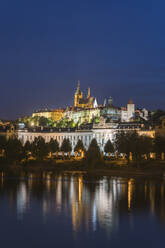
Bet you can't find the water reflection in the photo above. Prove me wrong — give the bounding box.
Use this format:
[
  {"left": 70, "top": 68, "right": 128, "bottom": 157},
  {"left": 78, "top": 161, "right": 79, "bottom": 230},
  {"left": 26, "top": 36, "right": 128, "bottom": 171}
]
[{"left": 0, "top": 173, "right": 165, "bottom": 235}]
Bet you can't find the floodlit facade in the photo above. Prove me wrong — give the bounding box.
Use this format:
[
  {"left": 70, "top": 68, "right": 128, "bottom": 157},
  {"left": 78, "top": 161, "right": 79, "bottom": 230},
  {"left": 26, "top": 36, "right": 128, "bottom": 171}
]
[
  {"left": 32, "top": 109, "right": 64, "bottom": 122},
  {"left": 31, "top": 83, "right": 150, "bottom": 126},
  {"left": 18, "top": 121, "right": 155, "bottom": 152},
  {"left": 74, "top": 81, "right": 98, "bottom": 109},
  {"left": 22, "top": 83, "right": 153, "bottom": 150}
]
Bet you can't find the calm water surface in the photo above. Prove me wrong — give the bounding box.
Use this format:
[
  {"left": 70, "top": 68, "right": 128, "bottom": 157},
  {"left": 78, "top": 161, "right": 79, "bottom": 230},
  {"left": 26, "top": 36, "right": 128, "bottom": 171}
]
[{"left": 0, "top": 172, "right": 165, "bottom": 248}]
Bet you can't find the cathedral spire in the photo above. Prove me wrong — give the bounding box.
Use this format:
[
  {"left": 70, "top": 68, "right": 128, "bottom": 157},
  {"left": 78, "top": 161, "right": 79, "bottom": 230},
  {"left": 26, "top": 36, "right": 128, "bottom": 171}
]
[
  {"left": 77, "top": 80, "right": 80, "bottom": 92},
  {"left": 75, "top": 80, "right": 81, "bottom": 95},
  {"left": 128, "top": 98, "right": 133, "bottom": 104},
  {"left": 87, "top": 87, "right": 90, "bottom": 98}
]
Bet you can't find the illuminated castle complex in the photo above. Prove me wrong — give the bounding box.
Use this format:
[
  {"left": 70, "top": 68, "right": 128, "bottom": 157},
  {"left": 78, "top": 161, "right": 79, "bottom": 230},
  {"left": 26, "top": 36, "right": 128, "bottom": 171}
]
[
  {"left": 31, "top": 82, "right": 149, "bottom": 126},
  {"left": 18, "top": 82, "right": 155, "bottom": 152},
  {"left": 74, "top": 81, "right": 98, "bottom": 109}
]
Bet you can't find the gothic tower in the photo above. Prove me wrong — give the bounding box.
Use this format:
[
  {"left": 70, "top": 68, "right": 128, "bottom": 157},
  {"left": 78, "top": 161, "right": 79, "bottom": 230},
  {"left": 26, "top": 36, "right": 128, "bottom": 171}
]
[
  {"left": 74, "top": 81, "right": 83, "bottom": 107},
  {"left": 87, "top": 87, "right": 90, "bottom": 99}
]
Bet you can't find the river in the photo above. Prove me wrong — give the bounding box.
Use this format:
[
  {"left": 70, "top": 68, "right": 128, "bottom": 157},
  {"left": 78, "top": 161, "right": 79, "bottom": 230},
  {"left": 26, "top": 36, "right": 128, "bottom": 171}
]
[{"left": 0, "top": 172, "right": 165, "bottom": 247}]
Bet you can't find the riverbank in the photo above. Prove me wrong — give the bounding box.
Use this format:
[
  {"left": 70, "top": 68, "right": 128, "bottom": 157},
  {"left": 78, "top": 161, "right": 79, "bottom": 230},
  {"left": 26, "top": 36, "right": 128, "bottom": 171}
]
[{"left": 0, "top": 159, "right": 165, "bottom": 178}]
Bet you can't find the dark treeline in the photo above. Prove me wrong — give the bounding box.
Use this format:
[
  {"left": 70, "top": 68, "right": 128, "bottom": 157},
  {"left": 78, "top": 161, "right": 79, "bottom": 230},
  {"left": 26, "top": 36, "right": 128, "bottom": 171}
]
[{"left": 0, "top": 131, "right": 165, "bottom": 166}]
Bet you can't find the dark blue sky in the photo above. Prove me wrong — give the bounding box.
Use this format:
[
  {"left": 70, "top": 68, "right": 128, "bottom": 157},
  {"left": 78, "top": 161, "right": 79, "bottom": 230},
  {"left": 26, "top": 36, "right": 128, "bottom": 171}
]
[{"left": 0, "top": 0, "right": 165, "bottom": 119}]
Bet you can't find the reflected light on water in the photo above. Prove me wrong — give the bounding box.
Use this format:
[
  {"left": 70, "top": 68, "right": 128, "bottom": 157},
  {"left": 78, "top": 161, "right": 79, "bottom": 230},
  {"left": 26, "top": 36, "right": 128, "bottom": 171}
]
[
  {"left": 17, "top": 182, "right": 29, "bottom": 220},
  {"left": 1, "top": 173, "right": 165, "bottom": 236}
]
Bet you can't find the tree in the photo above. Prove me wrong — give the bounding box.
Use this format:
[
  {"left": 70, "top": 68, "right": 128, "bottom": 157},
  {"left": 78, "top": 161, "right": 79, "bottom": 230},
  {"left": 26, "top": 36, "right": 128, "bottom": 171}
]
[
  {"left": 48, "top": 138, "right": 59, "bottom": 157},
  {"left": 74, "top": 139, "right": 85, "bottom": 158},
  {"left": 31, "top": 136, "right": 49, "bottom": 160},
  {"left": 85, "top": 138, "right": 102, "bottom": 166},
  {"left": 115, "top": 131, "right": 139, "bottom": 163},
  {"left": 68, "top": 120, "right": 76, "bottom": 128},
  {"left": 39, "top": 117, "right": 49, "bottom": 127},
  {"left": 57, "top": 118, "right": 69, "bottom": 128},
  {"left": 23, "top": 140, "right": 32, "bottom": 160},
  {"left": 115, "top": 131, "right": 153, "bottom": 163},
  {"left": 5, "top": 138, "right": 23, "bottom": 163},
  {"left": 61, "top": 138, "right": 72, "bottom": 158},
  {"left": 154, "top": 135, "right": 165, "bottom": 159},
  {"left": 0, "top": 136, "right": 7, "bottom": 156},
  {"left": 104, "top": 140, "right": 114, "bottom": 158},
  {"left": 151, "top": 109, "right": 165, "bottom": 122},
  {"left": 137, "top": 135, "right": 153, "bottom": 160}
]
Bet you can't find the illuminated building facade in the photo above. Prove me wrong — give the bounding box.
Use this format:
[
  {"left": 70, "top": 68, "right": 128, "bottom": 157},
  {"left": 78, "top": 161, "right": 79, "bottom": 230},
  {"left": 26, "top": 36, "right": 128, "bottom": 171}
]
[
  {"left": 18, "top": 122, "right": 155, "bottom": 152},
  {"left": 101, "top": 97, "right": 121, "bottom": 121},
  {"left": 74, "top": 81, "right": 98, "bottom": 109},
  {"left": 51, "top": 109, "right": 64, "bottom": 122},
  {"left": 32, "top": 109, "right": 52, "bottom": 119},
  {"left": 30, "top": 84, "right": 150, "bottom": 127},
  {"left": 121, "top": 99, "right": 135, "bottom": 122},
  {"left": 32, "top": 109, "right": 64, "bottom": 122},
  {"left": 66, "top": 108, "right": 101, "bottom": 125}
]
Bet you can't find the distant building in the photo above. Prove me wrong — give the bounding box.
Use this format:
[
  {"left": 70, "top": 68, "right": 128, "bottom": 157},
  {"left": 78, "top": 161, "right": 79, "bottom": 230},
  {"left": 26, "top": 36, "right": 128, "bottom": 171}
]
[
  {"left": 0, "top": 121, "right": 16, "bottom": 139},
  {"left": 74, "top": 81, "right": 98, "bottom": 109},
  {"left": 32, "top": 109, "right": 52, "bottom": 119},
  {"left": 101, "top": 97, "right": 121, "bottom": 121},
  {"left": 32, "top": 109, "right": 64, "bottom": 122},
  {"left": 51, "top": 109, "right": 64, "bottom": 122},
  {"left": 135, "top": 108, "right": 149, "bottom": 121},
  {"left": 121, "top": 99, "right": 135, "bottom": 122}
]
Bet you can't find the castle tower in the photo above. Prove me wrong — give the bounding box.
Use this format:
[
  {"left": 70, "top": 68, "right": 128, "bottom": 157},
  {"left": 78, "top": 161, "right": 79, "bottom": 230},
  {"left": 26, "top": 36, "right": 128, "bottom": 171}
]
[
  {"left": 76, "top": 80, "right": 80, "bottom": 94},
  {"left": 127, "top": 98, "right": 135, "bottom": 120},
  {"left": 74, "top": 81, "right": 83, "bottom": 107},
  {"left": 87, "top": 87, "right": 90, "bottom": 99},
  {"left": 108, "top": 96, "right": 113, "bottom": 106}
]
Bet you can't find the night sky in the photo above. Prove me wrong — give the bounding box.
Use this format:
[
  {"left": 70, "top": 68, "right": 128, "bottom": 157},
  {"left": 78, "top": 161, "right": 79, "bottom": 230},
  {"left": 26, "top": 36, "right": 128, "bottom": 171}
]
[{"left": 0, "top": 0, "right": 165, "bottom": 120}]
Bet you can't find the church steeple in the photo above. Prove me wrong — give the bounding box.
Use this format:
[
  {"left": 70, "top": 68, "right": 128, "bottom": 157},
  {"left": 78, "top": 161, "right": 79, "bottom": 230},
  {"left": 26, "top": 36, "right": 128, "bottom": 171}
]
[
  {"left": 76, "top": 80, "right": 80, "bottom": 94},
  {"left": 87, "top": 87, "right": 90, "bottom": 98}
]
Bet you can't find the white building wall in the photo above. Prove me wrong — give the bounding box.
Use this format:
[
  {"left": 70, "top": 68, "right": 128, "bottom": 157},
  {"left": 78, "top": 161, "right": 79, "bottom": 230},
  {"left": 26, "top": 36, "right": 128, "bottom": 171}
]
[
  {"left": 18, "top": 128, "right": 154, "bottom": 153},
  {"left": 18, "top": 129, "right": 116, "bottom": 152},
  {"left": 121, "top": 110, "right": 128, "bottom": 122},
  {"left": 127, "top": 103, "right": 135, "bottom": 120}
]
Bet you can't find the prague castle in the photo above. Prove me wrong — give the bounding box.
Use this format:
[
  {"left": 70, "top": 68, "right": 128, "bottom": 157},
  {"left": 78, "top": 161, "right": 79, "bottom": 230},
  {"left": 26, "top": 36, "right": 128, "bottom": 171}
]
[
  {"left": 18, "top": 82, "right": 153, "bottom": 152},
  {"left": 31, "top": 81, "right": 149, "bottom": 125}
]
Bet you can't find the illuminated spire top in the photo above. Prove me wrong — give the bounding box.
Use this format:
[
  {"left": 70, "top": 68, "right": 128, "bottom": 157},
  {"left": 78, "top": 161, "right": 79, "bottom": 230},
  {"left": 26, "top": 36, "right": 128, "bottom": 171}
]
[
  {"left": 77, "top": 80, "right": 80, "bottom": 89},
  {"left": 76, "top": 80, "right": 81, "bottom": 94},
  {"left": 87, "top": 87, "right": 90, "bottom": 98},
  {"left": 108, "top": 96, "right": 113, "bottom": 106},
  {"left": 128, "top": 98, "right": 133, "bottom": 104}
]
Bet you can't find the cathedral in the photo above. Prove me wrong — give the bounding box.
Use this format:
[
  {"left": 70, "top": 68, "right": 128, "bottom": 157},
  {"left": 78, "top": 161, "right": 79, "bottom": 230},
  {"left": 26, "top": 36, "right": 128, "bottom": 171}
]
[{"left": 74, "top": 81, "right": 98, "bottom": 109}]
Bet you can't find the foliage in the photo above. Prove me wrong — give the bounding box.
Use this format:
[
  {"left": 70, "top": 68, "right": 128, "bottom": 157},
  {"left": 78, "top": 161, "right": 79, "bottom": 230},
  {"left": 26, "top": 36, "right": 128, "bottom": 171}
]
[
  {"left": 0, "top": 135, "right": 7, "bottom": 152},
  {"left": 154, "top": 135, "right": 165, "bottom": 158},
  {"left": 151, "top": 109, "right": 165, "bottom": 122},
  {"left": 68, "top": 120, "right": 76, "bottom": 128},
  {"left": 48, "top": 138, "right": 59, "bottom": 154},
  {"left": 23, "top": 140, "right": 32, "bottom": 160},
  {"left": 94, "top": 116, "right": 100, "bottom": 124},
  {"left": 115, "top": 131, "right": 133, "bottom": 162},
  {"left": 5, "top": 138, "right": 23, "bottom": 162},
  {"left": 61, "top": 138, "right": 72, "bottom": 153},
  {"left": 19, "top": 116, "right": 56, "bottom": 128},
  {"left": 74, "top": 139, "right": 85, "bottom": 153},
  {"left": 115, "top": 131, "right": 153, "bottom": 162},
  {"left": 31, "top": 136, "right": 49, "bottom": 160},
  {"left": 85, "top": 138, "right": 102, "bottom": 165},
  {"left": 104, "top": 140, "right": 114, "bottom": 154},
  {"left": 38, "top": 117, "right": 49, "bottom": 127}
]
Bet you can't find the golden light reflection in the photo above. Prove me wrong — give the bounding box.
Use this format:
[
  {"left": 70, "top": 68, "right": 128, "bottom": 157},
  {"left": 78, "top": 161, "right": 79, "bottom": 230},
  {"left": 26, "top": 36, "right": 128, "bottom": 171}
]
[
  {"left": 1, "top": 173, "right": 165, "bottom": 234},
  {"left": 150, "top": 183, "right": 155, "bottom": 215},
  {"left": 128, "top": 178, "right": 134, "bottom": 210}
]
